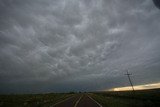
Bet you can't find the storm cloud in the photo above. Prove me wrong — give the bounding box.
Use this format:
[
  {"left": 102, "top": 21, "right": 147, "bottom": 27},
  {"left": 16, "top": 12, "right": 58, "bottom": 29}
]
[{"left": 0, "top": 0, "right": 160, "bottom": 93}]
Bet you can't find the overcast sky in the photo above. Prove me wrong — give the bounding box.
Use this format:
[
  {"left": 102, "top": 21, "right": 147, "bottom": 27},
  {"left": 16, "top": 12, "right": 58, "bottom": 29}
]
[{"left": 0, "top": 0, "right": 160, "bottom": 94}]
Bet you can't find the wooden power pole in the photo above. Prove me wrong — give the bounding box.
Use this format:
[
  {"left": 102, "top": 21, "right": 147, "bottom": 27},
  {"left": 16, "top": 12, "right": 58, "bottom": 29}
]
[{"left": 125, "top": 70, "right": 135, "bottom": 92}]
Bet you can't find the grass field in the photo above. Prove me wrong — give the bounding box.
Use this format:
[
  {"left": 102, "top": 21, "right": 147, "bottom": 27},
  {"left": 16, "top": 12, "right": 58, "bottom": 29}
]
[
  {"left": 0, "top": 89, "right": 160, "bottom": 107},
  {"left": 91, "top": 88, "right": 160, "bottom": 107},
  {"left": 0, "top": 93, "right": 73, "bottom": 107}
]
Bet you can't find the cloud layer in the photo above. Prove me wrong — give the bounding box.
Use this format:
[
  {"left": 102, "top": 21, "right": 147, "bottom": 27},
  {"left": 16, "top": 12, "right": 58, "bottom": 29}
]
[{"left": 0, "top": 0, "right": 160, "bottom": 93}]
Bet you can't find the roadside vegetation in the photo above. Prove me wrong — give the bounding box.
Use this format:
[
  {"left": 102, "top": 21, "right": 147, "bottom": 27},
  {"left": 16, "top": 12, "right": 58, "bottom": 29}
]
[
  {"left": 0, "top": 93, "right": 73, "bottom": 107},
  {"left": 1, "top": 89, "right": 160, "bottom": 107},
  {"left": 91, "top": 88, "right": 160, "bottom": 107}
]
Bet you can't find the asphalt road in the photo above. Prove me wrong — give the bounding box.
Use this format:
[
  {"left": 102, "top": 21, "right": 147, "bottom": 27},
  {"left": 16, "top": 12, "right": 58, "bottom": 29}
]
[{"left": 53, "top": 94, "right": 102, "bottom": 107}]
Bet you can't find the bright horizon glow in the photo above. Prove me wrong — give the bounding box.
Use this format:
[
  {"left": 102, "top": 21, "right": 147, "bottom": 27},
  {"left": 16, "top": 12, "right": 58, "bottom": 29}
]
[{"left": 107, "top": 82, "right": 160, "bottom": 91}]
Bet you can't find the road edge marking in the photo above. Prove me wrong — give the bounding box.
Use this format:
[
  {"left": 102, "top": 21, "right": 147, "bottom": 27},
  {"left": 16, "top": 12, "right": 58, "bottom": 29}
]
[
  {"left": 52, "top": 95, "right": 74, "bottom": 107},
  {"left": 74, "top": 95, "right": 83, "bottom": 107},
  {"left": 87, "top": 94, "right": 103, "bottom": 107}
]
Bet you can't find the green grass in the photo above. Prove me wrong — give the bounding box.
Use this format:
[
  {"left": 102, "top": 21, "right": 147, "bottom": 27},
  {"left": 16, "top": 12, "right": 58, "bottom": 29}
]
[
  {"left": 0, "top": 93, "right": 73, "bottom": 107},
  {"left": 90, "top": 89, "right": 160, "bottom": 107}
]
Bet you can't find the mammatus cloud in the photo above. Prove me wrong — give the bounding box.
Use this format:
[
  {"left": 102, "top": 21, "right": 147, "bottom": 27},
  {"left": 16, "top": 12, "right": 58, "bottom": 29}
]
[
  {"left": 0, "top": 0, "right": 160, "bottom": 93},
  {"left": 153, "top": 0, "right": 160, "bottom": 9}
]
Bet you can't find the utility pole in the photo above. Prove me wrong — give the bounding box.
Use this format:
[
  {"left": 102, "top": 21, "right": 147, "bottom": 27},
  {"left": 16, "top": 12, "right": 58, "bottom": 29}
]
[{"left": 125, "top": 70, "right": 135, "bottom": 92}]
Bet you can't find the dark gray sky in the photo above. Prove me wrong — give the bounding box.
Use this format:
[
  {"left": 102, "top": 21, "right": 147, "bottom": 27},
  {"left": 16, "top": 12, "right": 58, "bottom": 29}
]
[{"left": 0, "top": 0, "right": 160, "bottom": 94}]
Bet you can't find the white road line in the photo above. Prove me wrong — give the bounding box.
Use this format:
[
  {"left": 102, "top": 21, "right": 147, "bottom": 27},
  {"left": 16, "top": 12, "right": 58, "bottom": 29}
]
[
  {"left": 52, "top": 95, "right": 74, "bottom": 107},
  {"left": 74, "top": 95, "right": 83, "bottom": 107},
  {"left": 87, "top": 95, "right": 103, "bottom": 107}
]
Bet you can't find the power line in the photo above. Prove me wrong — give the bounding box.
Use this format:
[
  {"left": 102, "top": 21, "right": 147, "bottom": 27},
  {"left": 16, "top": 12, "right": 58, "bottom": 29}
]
[{"left": 125, "top": 70, "right": 135, "bottom": 92}]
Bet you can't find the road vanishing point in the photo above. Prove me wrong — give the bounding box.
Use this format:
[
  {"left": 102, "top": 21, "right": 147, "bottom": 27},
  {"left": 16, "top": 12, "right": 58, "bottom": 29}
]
[{"left": 52, "top": 94, "right": 102, "bottom": 107}]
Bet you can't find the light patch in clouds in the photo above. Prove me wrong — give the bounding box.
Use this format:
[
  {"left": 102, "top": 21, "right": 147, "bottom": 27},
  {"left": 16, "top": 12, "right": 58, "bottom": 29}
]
[{"left": 109, "top": 82, "right": 160, "bottom": 91}]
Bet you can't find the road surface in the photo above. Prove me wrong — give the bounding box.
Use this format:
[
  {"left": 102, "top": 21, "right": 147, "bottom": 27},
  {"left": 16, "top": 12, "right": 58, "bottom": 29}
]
[{"left": 53, "top": 94, "right": 102, "bottom": 107}]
